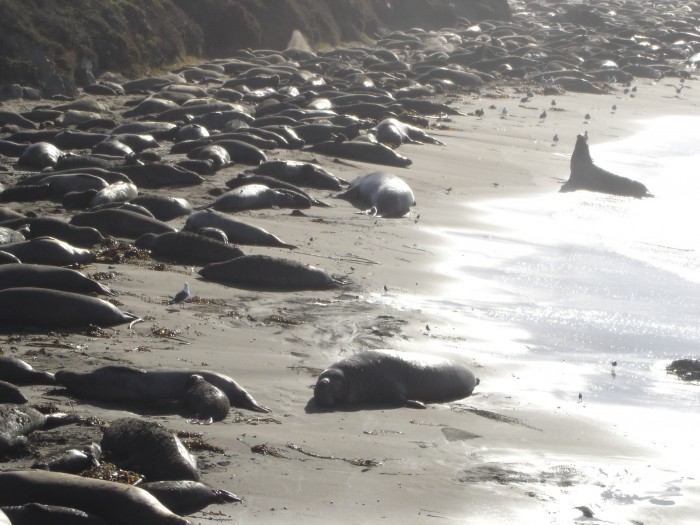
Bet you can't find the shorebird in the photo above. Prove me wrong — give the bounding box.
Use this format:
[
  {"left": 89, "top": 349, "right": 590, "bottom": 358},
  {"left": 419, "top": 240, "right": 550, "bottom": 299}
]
[{"left": 169, "top": 282, "right": 190, "bottom": 305}]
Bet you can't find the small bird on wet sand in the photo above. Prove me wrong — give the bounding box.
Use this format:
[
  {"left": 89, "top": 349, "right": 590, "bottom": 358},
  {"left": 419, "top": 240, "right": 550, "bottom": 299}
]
[{"left": 170, "top": 282, "right": 190, "bottom": 305}]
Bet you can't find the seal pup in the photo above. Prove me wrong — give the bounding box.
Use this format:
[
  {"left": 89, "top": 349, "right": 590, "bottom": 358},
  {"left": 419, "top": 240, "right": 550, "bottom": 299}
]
[
  {"left": 101, "top": 417, "right": 200, "bottom": 482},
  {"left": 334, "top": 171, "right": 415, "bottom": 217},
  {"left": 31, "top": 443, "right": 101, "bottom": 473},
  {"left": 313, "top": 350, "right": 478, "bottom": 409},
  {"left": 0, "top": 471, "right": 191, "bottom": 525},
  {"left": 135, "top": 231, "right": 244, "bottom": 265},
  {"left": 139, "top": 480, "right": 241, "bottom": 515},
  {"left": 561, "top": 134, "right": 652, "bottom": 197},
  {"left": 0, "top": 405, "right": 82, "bottom": 452}
]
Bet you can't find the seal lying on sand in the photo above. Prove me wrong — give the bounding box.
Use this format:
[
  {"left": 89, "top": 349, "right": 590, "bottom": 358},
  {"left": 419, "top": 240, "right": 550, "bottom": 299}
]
[
  {"left": 0, "top": 355, "right": 56, "bottom": 385},
  {"left": 334, "top": 171, "right": 415, "bottom": 217},
  {"left": 101, "top": 417, "right": 200, "bottom": 482},
  {"left": 0, "top": 470, "right": 191, "bottom": 525},
  {"left": 0, "top": 502, "right": 109, "bottom": 525},
  {"left": 139, "top": 480, "right": 241, "bottom": 515},
  {"left": 561, "top": 134, "right": 652, "bottom": 198},
  {"left": 56, "top": 365, "right": 267, "bottom": 415},
  {"left": 199, "top": 254, "right": 341, "bottom": 291},
  {"left": 0, "top": 288, "right": 139, "bottom": 329},
  {"left": 0, "top": 405, "right": 82, "bottom": 452},
  {"left": 0, "top": 264, "right": 114, "bottom": 296},
  {"left": 313, "top": 350, "right": 478, "bottom": 409}
]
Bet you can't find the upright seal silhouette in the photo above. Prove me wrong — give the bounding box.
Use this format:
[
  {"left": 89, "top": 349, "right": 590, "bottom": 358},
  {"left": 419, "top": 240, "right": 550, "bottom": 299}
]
[{"left": 561, "top": 134, "right": 652, "bottom": 198}]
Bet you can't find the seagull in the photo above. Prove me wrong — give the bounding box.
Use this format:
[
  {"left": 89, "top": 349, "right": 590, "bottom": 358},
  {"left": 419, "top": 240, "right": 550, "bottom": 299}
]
[{"left": 170, "top": 282, "right": 190, "bottom": 305}]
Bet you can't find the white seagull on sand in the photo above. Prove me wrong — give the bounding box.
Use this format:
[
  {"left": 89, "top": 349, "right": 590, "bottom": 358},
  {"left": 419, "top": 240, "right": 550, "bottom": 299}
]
[{"left": 170, "top": 282, "right": 190, "bottom": 305}]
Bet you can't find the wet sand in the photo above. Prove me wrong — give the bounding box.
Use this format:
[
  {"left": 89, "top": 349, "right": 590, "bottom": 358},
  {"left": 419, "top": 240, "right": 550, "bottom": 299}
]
[{"left": 2, "top": 79, "right": 699, "bottom": 524}]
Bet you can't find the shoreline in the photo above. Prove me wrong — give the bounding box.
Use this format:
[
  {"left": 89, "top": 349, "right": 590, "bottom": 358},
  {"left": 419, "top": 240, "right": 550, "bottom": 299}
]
[{"left": 1, "top": 77, "right": 699, "bottom": 524}]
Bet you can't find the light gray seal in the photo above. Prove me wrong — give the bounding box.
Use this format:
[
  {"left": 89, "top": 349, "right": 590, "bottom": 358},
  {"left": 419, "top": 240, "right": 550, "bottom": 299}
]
[
  {"left": 0, "top": 405, "right": 82, "bottom": 452},
  {"left": 313, "top": 350, "right": 478, "bottom": 409},
  {"left": 0, "top": 470, "right": 191, "bottom": 525},
  {"left": 101, "top": 417, "right": 200, "bottom": 481},
  {"left": 250, "top": 160, "right": 348, "bottom": 190},
  {"left": 561, "top": 134, "right": 652, "bottom": 198},
  {"left": 334, "top": 171, "right": 415, "bottom": 217},
  {"left": 199, "top": 254, "right": 341, "bottom": 291},
  {"left": 372, "top": 118, "right": 446, "bottom": 148},
  {"left": 210, "top": 183, "right": 312, "bottom": 212},
  {"left": 0, "top": 264, "right": 114, "bottom": 296},
  {"left": 0, "top": 288, "right": 139, "bottom": 329}
]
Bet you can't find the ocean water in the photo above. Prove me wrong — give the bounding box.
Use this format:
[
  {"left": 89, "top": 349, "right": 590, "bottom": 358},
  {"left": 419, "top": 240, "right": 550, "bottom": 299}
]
[{"left": 385, "top": 116, "right": 700, "bottom": 521}]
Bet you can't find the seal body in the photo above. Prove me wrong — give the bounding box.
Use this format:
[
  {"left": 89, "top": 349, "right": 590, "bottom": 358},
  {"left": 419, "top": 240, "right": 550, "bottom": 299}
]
[
  {"left": 314, "top": 350, "right": 477, "bottom": 408},
  {"left": 0, "top": 288, "right": 138, "bottom": 329},
  {"left": 184, "top": 209, "right": 297, "bottom": 249},
  {"left": 562, "top": 134, "right": 651, "bottom": 197},
  {"left": 0, "top": 264, "right": 113, "bottom": 296},
  {"left": 334, "top": 171, "right": 415, "bottom": 217},
  {"left": 199, "top": 254, "right": 339, "bottom": 291},
  {"left": 0, "top": 237, "right": 96, "bottom": 266},
  {"left": 55, "top": 365, "right": 267, "bottom": 414},
  {"left": 211, "top": 184, "right": 311, "bottom": 212},
  {"left": 0, "top": 471, "right": 191, "bottom": 525},
  {"left": 0, "top": 405, "right": 81, "bottom": 452},
  {"left": 0, "top": 502, "right": 109, "bottom": 525},
  {"left": 101, "top": 417, "right": 199, "bottom": 482},
  {"left": 139, "top": 480, "right": 241, "bottom": 515}
]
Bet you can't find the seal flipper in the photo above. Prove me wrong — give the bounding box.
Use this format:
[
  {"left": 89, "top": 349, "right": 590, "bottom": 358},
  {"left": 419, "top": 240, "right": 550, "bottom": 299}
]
[{"left": 405, "top": 400, "right": 427, "bottom": 409}]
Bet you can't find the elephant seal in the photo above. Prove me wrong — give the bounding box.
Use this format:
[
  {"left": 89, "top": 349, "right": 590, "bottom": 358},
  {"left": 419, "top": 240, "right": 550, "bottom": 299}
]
[
  {"left": 56, "top": 365, "right": 267, "bottom": 414},
  {"left": 225, "top": 175, "right": 330, "bottom": 207},
  {"left": 0, "top": 251, "right": 20, "bottom": 264},
  {"left": 0, "top": 380, "right": 27, "bottom": 404},
  {"left": 334, "top": 171, "right": 415, "bottom": 217},
  {"left": 0, "top": 264, "right": 114, "bottom": 296},
  {"left": 184, "top": 209, "right": 297, "bottom": 249},
  {"left": 130, "top": 195, "right": 193, "bottom": 222},
  {"left": 101, "top": 417, "right": 200, "bottom": 481},
  {"left": 210, "top": 184, "right": 312, "bottom": 212},
  {"left": 1, "top": 502, "right": 109, "bottom": 525},
  {"left": 70, "top": 209, "right": 176, "bottom": 239},
  {"left": 134, "top": 231, "right": 244, "bottom": 265},
  {"left": 0, "top": 508, "right": 9, "bottom": 525},
  {"left": 313, "top": 350, "right": 478, "bottom": 409},
  {"left": 17, "top": 142, "right": 64, "bottom": 169},
  {"left": 0, "top": 288, "right": 139, "bottom": 329},
  {"left": 0, "top": 471, "right": 191, "bottom": 525},
  {"left": 251, "top": 160, "right": 348, "bottom": 190},
  {"left": 0, "top": 237, "right": 96, "bottom": 266},
  {"left": 90, "top": 181, "right": 139, "bottom": 208},
  {"left": 308, "top": 140, "right": 412, "bottom": 168},
  {"left": 0, "top": 217, "right": 105, "bottom": 246},
  {"left": 0, "top": 405, "right": 82, "bottom": 452},
  {"left": 372, "top": 118, "right": 445, "bottom": 147},
  {"left": 199, "top": 254, "right": 341, "bottom": 291},
  {"left": 181, "top": 375, "right": 230, "bottom": 422},
  {"left": 561, "top": 134, "right": 652, "bottom": 198},
  {"left": 0, "top": 355, "right": 55, "bottom": 385},
  {"left": 0, "top": 227, "right": 24, "bottom": 245},
  {"left": 139, "top": 480, "right": 241, "bottom": 515},
  {"left": 31, "top": 443, "right": 101, "bottom": 473},
  {"left": 115, "top": 164, "right": 204, "bottom": 189}
]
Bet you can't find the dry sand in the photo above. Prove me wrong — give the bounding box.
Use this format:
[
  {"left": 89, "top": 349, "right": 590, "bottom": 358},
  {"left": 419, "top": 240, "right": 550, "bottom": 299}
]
[{"left": 2, "top": 79, "right": 699, "bottom": 524}]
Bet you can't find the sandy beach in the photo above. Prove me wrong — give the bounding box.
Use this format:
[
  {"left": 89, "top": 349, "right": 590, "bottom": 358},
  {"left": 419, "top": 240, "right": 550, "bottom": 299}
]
[{"left": 2, "top": 60, "right": 700, "bottom": 525}]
